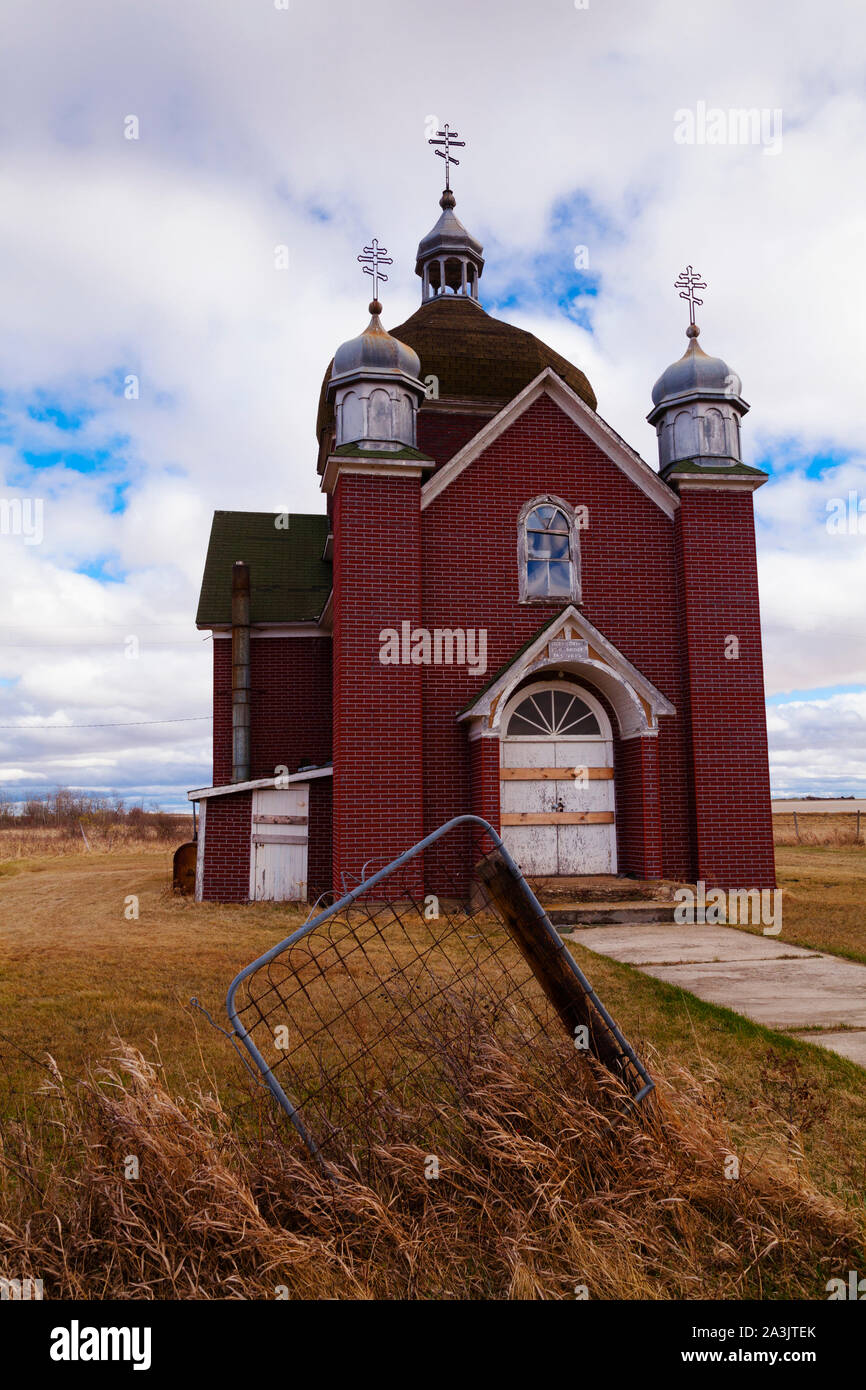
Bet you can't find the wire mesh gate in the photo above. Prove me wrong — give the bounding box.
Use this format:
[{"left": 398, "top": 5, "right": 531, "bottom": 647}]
[{"left": 226, "top": 815, "right": 653, "bottom": 1176}]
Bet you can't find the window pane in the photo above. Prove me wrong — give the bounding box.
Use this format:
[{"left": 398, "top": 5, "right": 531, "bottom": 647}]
[
  {"left": 526, "top": 560, "right": 549, "bottom": 595},
  {"left": 533, "top": 505, "right": 555, "bottom": 527},
  {"left": 507, "top": 712, "right": 546, "bottom": 735},
  {"left": 527, "top": 532, "right": 551, "bottom": 557},
  {"left": 551, "top": 691, "right": 575, "bottom": 729},
  {"left": 547, "top": 508, "right": 569, "bottom": 532},
  {"left": 560, "top": 700, "right": 600, "bottom": 735},
  {"left": 529, "top": 691, "right": 555, "bottom": 730},
  {"left": 547, "top": 561, "right": 572, "bottom": 594},
  {"left": 546, "top": 533, "right": 569, "bottom": 560}
]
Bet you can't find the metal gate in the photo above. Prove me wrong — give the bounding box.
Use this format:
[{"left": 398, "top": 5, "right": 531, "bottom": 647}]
[{"left": 225, "top": 815, "right": 652, "bottom": 1176}]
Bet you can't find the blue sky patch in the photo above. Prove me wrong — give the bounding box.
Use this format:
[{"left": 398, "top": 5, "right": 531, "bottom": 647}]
[
  {"left": 27, "top": 400, "right": 95, "bottom": 431},
  {"left": 768, "top": 682, "right": 866, "bottom": 705},
  {"left": 74, "top": 555, "right": 128, "bottom": 583}
]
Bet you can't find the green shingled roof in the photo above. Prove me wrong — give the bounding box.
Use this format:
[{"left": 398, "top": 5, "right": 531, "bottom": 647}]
[{"left": 196, "top": 511, "right": 332, "bottom": 626}]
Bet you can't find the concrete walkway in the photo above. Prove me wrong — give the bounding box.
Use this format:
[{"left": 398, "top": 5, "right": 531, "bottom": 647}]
[{"left": 563, "top": 922, "right": 866, "bottom": 1067}]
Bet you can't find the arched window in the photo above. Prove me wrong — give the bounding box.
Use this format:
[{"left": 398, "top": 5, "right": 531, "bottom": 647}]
[
  {"left": 505, "top": 685, "right": 601, "bottom": 737},
  {"left": 518, "top": 497, "right": 581, "bottom": 603}
]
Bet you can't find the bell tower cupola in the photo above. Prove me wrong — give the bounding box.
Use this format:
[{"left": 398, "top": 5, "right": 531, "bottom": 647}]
[
  {"left": 415, "top": 123, "right": 484, "bottom": 303},
  {"left": 647, "top": 265, "right": 749, "bottom": 476},
  {"left": 328, "top": 238, "right": 425, "bottom": 451}
]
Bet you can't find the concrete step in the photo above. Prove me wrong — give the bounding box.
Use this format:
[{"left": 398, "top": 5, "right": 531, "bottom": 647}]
[
  {"left": 547, "top": 900, "right": 679, "bottom": 927},
  {"left": 528, "top": 874, "right": 683, "bottom": 905}
]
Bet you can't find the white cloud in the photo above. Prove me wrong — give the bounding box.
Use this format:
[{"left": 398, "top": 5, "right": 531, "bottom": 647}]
[{"left": 0, "top": 0, "right": 864, "bottom": 802}]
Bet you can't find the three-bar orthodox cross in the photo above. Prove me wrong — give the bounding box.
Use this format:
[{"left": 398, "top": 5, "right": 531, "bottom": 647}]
[
  {"left": 357, "top": 238, "right": 393, "bottom": 302},
  {"left": 428, "top": 123, "right": 465, "bottom": 190},
  {"left": 674, "top": 265, "right": 707, "bottom": 327}
]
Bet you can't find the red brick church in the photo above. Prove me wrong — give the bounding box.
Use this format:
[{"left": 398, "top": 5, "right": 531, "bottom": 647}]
[{"left": 189, "top": 163, "right": 775, "bottom": 903}]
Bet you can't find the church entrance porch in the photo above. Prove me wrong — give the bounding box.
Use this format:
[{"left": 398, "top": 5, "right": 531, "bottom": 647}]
[{"left": 498, "top": 680, "right": 616, "bottom": 876}]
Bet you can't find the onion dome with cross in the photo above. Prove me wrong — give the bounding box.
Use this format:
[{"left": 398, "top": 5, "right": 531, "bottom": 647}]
[
  {"left": 316, "top": 124, "right": 596, "bottom": 465},
  {"left": 327, "top": 238, "right": 425, "bottom": 452},
  {"left": 647, "top": 265, "right": 750, "bottom": 474}
]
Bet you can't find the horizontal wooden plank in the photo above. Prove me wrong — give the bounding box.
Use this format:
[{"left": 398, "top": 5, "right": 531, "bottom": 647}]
[
  {"left": 500, "top": 812, "right": 615, "bottom": 826},
  {"left": 252, "top": 814, "right": 308, "bottom": 825},
  {"left": 499, "top": 767, "right": 614, "bottom": 781},
  {"left": 252, "top": 834, "right": 308, "bottom": 846}
]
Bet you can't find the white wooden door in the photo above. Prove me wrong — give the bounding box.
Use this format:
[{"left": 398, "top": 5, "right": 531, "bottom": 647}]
[
  {"left": 499, "top": 682, "right": 616, "bottom": 876},
  {"left": 250, "top": 785, "right": 309, "bottom": 901}
]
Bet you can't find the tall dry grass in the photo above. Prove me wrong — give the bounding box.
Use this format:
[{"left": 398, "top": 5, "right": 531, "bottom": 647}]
[
  {"left": 1, "top": 1010, "right": 862, "bottom": 1300},
  {"left": 0, "top": 818, "right": 192, "bottom": 863},
  {"left": 774, "top": 813, "right": 865, "bottom": 847}
]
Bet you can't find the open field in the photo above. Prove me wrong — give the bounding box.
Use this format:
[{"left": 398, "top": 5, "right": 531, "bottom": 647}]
[
  {"left": 762, "top": 846, "right": 866, "bottom": 965},
  {"left": 1, "top": 841, "right": 865, "bottom": 1298},
  {"left": 773, "top": 811, "right": 864, "bottom": 847}
]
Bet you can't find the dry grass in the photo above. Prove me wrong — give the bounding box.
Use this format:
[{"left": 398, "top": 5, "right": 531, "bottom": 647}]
[
  {"left": 2, "top": 845, "right": 866, "bottom": 1299},
  {"left": 771, "top": 844, "right": 866, "bottom": 964},
  {"left": 0, "top": 821, "right": 192, "bottom": 866},
  {"left": 774, "top": 812, "right": 864, "bottom": 847},
  {"left": 1, "top": 1026, "right": 862, "bottom": 1301}
]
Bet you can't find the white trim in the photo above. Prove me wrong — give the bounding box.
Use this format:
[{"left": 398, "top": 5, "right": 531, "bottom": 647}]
[
  {"left": 209, "top": 624, "right": 331, "bottom": 639},
  {"left": 321, "top": 456, "right": 429, "bottom": 494},
  {"left": 421, "top": 368, "right": 679, "bottom": 519},
  {"left": 194, "top": 800, "right": 206, "bottom": 901},
  {"left": 188, "top": 766, "right": 333, "bottom": 801},
  {"left": 673, "top": 475, "right": 766, "bottom": 492},
  {"left": 458, "top": 605, "right": 675, "bottom": 741},
  {"left": 517, "top": 494, "right": 582, "bottom": 605}
]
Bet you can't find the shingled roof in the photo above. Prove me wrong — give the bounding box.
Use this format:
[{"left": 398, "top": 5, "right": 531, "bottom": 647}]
[
  {"left": 196, "top": 511, "right": 332, "bottom": 627},
  {"left": 316, "top": 294, "right": 597, "bottom": 446}
]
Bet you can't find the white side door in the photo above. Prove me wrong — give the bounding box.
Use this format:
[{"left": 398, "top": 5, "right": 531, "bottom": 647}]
[{"left": 250, "top": 785, "right": 309, "bottom": 901}]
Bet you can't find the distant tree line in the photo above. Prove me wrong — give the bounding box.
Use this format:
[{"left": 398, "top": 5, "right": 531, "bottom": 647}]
[{"left": 0, "top": 789, "right": 191, "bottom": 841}]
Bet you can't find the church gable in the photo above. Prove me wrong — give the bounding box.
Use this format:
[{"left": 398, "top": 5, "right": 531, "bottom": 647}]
[{"left": 421, "top": 368, "right": 678, "bottom": 519}]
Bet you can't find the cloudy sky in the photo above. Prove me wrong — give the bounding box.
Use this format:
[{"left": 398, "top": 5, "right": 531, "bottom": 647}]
[{"left": 0, "top": 0, "right": 864, "bottom": 809}]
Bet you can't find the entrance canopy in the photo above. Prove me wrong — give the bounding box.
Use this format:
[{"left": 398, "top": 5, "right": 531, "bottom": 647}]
[{"left": 457, "top": 606, "right": 675, "bottom": 741}]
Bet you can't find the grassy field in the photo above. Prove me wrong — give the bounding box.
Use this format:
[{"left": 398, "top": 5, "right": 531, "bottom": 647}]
[
  {"left": 1, "top": 833, "right": 864, "bottom": 1298},
  {"left": 771, "top": 845, "right": 866, "bottom": 963}
]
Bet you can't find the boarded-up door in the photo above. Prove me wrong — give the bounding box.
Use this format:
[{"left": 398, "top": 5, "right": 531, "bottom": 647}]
[
  {"left": 499, "top": 682, "right": 616, "bottom": 876},
  {"left": 250, "top": 785, "right": 309, "bottom": 901}
]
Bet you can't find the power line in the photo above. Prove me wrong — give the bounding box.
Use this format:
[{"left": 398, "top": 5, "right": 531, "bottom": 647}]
[{"left": 0, "top": 716, "right": 212, "bottom": 729}]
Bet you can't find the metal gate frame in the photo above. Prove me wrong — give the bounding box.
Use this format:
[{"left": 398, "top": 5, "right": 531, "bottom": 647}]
[{"left": 225, "top": 814, "right": 654, "bottom": 1168}]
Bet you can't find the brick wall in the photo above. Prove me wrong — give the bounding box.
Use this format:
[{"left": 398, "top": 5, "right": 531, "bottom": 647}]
[
  {"left": 674, "top": 487, "right": 776, "bottom": 888},
  {"left": 204, "top": 392, "right": 772, "bottom": 899},
  {"left": 332, "top": 472, "right": 425, "bottom": 893},
  {"left": 200, "top": 792, "right": 252, "bottom": 902},
  {"left": 418, "top": 406, "right": 497, "bottom": 470},
  {"left": 212, "top": 635, "right": 332, "bottom": 786},
  {"left": 418, "top": 393, "right": 692, "bottom": 887},
  {"left": 615, "top": 737, "right": 663, "bottom": 878},
  {"left": 308, "top": 777, "right": 333, "bottom": 903}
]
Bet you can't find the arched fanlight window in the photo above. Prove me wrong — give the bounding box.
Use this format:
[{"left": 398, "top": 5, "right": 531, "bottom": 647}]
[
  {"left": 518, "top": 498, "right": 580, "bottom": 602},
  {"left": 505, "top": 687, "right": 601, "bottom": 737}
]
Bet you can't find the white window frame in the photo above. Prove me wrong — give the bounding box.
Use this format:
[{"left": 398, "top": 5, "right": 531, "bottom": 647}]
[{"left": 517, "top": 495, "right": 582, "bottom": 604}]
